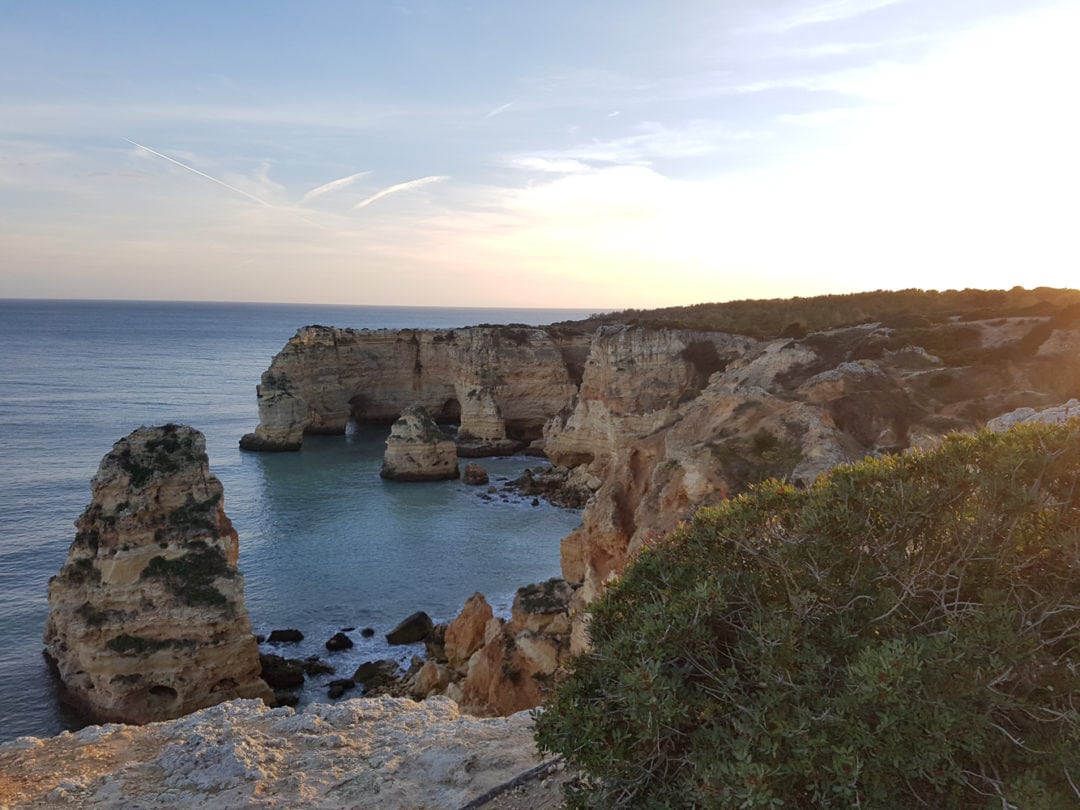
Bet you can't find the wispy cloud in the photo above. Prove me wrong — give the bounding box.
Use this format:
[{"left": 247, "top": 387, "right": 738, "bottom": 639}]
[
  {"left": 760, "top": 0, "right": 909, "bottom": 32},
  {"left": 353, "top": 175, "right": 449, "bottom": 210},
  {"left": 124, "top": 138, "right": 273, "bottom": 207},
  {"left": 300, "top": 171, "right": 370, "bottom": 205},
  {"left": 485, "top": 101, "right": 516, "bottom": 118},
  {"left": 509, "top": 157, "right": 593, "bottom": 174}
]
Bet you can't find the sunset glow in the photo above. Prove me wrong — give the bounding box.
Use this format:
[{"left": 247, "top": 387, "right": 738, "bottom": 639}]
[{"left": 1, "top": 1, "right": 1077, "bottom": 308}]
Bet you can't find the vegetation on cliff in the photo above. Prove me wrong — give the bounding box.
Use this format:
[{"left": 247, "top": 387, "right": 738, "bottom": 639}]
[
  {"left": 536, "top": 421, "right": 1080, "bottom": 808},
  {"left": 572, "top": 286, "right": 1080, "bottom": 340}
]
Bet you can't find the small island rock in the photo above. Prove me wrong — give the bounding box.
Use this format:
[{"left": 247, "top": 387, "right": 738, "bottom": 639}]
[
  {"left": 380, "top": 405, "right": 459, "bottom": 481},
  {"left": 462, "top": 463, "right": 490, "bottom": 485},
  {"left": 43, "top": 425, "right": 273, "bottom": 724}
]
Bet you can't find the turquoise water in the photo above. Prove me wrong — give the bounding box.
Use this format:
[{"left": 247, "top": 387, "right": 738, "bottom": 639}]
[{"left": 0, "top": 300, "right": 588, "bottom": 742}]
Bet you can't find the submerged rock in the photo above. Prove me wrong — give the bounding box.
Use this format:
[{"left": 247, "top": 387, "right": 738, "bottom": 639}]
[
  {"left": 43, "top": 424, "right": 272, "bottom": 725},
  {"left": 380, "top": 405, "right": 459, "bottom": 481}
]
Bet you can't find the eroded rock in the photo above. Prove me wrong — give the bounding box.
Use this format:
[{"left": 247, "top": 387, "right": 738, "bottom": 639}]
[
  {"left": 380, "top": 406, "right": 459, "bottom": 481},
  {"left": 43, "top": 425, "right": 272, "bottom": 725}
]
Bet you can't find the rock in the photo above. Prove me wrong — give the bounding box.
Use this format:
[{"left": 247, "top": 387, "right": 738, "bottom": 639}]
[
  {"left": 380, "top": 405, "right": 460, "bottom": 481},
  {"left": 409, "top": 661, "right": 452, "bottom": 699},
  {"left": 456, "top": 580, "right": 577, "bottom": 717},
  {"left": 240, "top": 324, "right": 588, "bottom": 452},
  {"left": 360, "top": 627, "right": 375, "bottom": 638},
  {"left": 987, "top": 399, "right": 1080, "bottom": 432},
  {"left": 327, "top": 679, "right": 356, "bottom": 699},
  {"left": 444, "top": 593, "right": 494, "bottom": 672},
  {"left": 462, "top": 462, "right": 490, "bottom": 485},
  {"left": 301, "top": 658, "right": 334, "bottom": 676},
  {"left": 425, "top": 623, "right": 448, "bottom": 662},
  {"left": 386, "top": 611, "right": 434, "bottom": 645},
  {"left": 42, "top": 425, "right": 272, "bottom": 725},
  {"left": 353, "top": 659, "right": 400, "bottom": 690},
  {"left": 268, "top": 629, "right": 304, "bottom": 643},
  {"left": 0, "top": 696, "right": 547, "bottom": 809},
  {"left": 273, "top": 691, "right": 300, "bottom": 708},
  {"left": 325, "top": 632, "right": 353, "bottom": 651},
  {"left": 259, "top": 654, "right": 305, "bottom": 689}
]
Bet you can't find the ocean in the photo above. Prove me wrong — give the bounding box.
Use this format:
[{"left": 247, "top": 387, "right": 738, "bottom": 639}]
[{"left": 0, "top": 300, "right": 591, "bottom": 743}]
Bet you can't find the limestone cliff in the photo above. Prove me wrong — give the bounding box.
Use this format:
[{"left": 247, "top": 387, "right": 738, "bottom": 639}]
[
  {"left": 44, "top": 425, "right": 272, "bottom": 724},
  {"left": 549, "top": 318, "right": 1080, "bottom": 651},
  {"left": 238, "top": 307, "right": 1080, "bottom": 714},
  {"left": 240, "top": 325, "right": 590, "bottom": 452}
]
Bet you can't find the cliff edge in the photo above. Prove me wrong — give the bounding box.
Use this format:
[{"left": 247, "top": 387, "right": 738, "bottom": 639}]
[{"left": 0, "top": 696, "right": 546, "bottom": 809}]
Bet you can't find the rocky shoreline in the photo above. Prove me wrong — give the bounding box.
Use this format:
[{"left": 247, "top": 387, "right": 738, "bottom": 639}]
[{"left": 25, "top": 290, "right": 1080, "bottom": 805}]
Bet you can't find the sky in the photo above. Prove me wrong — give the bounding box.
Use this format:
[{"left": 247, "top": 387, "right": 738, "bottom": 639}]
[{"left": 1, "top": 0, "right": 1078, "bottom": 309}]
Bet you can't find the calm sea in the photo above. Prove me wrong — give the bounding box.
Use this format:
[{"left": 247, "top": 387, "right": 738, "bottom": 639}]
[{"left": 0, "top": 300, "right": 591, "bottom": 742}]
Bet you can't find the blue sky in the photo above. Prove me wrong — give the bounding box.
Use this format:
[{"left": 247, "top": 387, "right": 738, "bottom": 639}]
[{"left": 1, "top": 0, "right": 1078, "bottom": 307}]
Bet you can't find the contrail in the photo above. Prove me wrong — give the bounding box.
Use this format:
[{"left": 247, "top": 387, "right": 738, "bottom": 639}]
[
  {"left": 300, "top": 171, "right": 370, "bottom": 205},
  {"left": 124, "top": 138, "right": 273, "bottom": 207},
  {"left": 485, "top": 101, "right": 515, "bottom": 118},
  {"left": 353, "top": 175, "right": 448, "bottom": 211}
]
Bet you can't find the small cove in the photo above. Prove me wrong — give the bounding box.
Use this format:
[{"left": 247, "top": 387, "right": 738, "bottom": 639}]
[{"left": 0, "top": 300, "right": 587, "bottom": 741}]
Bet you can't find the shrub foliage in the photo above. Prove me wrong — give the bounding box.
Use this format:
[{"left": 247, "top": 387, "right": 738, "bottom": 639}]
[{"left": 536, "top": 422, "right": 1080, "bottom": 808}]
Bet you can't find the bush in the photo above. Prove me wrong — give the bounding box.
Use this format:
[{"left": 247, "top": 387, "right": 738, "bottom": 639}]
[{"left": 536, "top": 421, "right": 1080, "bottom": 808}]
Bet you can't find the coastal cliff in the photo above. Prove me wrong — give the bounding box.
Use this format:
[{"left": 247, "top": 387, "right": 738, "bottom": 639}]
[
  {"left": 551, "top": 317, "right": 1080, "bottom": 648},
  {"left": 239, "top": 325, "right": 589, "bottom": 452},
  {"left": 236, "top": 290, "right": 1080, "bottom": 714},
  {"left": 44, "top": 425, "right": 272, "bottom": 725}
]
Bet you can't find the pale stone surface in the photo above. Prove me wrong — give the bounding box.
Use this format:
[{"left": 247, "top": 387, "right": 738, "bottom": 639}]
[
  {"left": 987, "top": 399, "right": 1080, "bottom": 431},
  {"left": 0, "top": 697, "right": 546, "bottom": 809},
  {"left": 380, "top": 405, "right": 459, "bottom": 481},
  {"left": 43, "top": 425, "right": 272, "bottom": 725}
]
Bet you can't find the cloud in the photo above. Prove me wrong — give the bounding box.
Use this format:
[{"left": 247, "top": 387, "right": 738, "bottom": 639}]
[
  {"left": 758, "top": 0, "right": 909, "bottom": 32},
  {"left": 507, "top": 157, "right": 592, "bottom": 174},
  {"left": 485, "top": 101, "right": 516, "bottom": 118},
  {"left": 508, "top": 121, "right": 751, "bottom": 170},
  {"left": 352, "top": 175, "right": 449, "bottom": 210},
  {"left": 300, "top": 171, "right": 370, "bottom": 205},
  {"left": 124, "top": 139, "right": 273, "bottom": 207}
]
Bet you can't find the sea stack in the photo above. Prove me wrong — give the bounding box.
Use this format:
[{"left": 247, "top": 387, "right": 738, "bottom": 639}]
[
  {"left": 44, "top": 424, "right": 273, "bottom": 724},
  {"left": 380, "top": 405, "right": 459, "bottom": 481}
]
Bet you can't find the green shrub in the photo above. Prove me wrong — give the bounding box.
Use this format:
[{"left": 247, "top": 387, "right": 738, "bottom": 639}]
[
  {"left": 141, "top": 544, "right": 232, "bottom": 608},
  {"left": 536, "top": 421, "right": 1080, "bottom": 808}
]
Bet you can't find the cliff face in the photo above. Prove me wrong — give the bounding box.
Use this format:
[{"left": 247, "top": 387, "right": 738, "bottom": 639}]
[
  {"left": 236, "top": 314, "right": 1080, "bottom": 714},
  {"left": 44, "top": 425, "right": 272, "bottom": 724},
  {"left": 553, "top": 319, "right": 1080, "bottom": 645},
  {"left": 239, "top": 325, "right": 590, "bottom": 451}
]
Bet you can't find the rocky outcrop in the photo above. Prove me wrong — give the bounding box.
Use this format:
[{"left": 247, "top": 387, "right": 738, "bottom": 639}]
[
  {"left": 240, "top": 325, "right": 590, "bottom": 452},
  {"left": 987, "top": 399, "right": 1080, "bottom": 431},
  {"left": 240, "top": 311, "right": 1080, "bottom": 714},
  {"left": 543, "top": 320, "right": 1080, "bottom": 652},
  {"left": 0, "top": 697, "right": 547, "bottom": 809},
  {"left": 43, "top": 425, "right": 273, "bottom": 725},
  {"left": 380, "top": 406, "right": 459, "bottom": 481}
]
